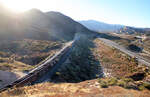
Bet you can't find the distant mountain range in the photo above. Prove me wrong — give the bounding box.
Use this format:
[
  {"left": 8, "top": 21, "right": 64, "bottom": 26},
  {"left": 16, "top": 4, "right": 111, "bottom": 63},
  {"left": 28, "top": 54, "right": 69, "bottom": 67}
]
[
  {"left": 79, "top": 20, "right": 124, "bottom": 32},
  {"left": 0, "top": 5, "right": 91, "bottom": 41}
]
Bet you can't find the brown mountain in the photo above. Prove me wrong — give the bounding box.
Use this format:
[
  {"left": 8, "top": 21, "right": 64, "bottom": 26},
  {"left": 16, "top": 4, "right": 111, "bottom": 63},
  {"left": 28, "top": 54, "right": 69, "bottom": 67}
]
[{"left": 0, "top": 6, "right": 91, "bottom": 41}]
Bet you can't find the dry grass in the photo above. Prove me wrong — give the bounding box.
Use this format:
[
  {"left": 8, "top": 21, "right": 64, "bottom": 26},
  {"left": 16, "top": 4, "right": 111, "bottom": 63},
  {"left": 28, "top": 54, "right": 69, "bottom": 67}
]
[
  {"left": 93, "top": 39, "right": 144, "bottom": 77},
  {"left": 1, "top": 80, "right": 150, "bottom": 97},
  {"left": 0, "top": 38, "right": 150, "bottom": 97},
  {"left": 98, "top": 77, "right": 150, "bottom": 91},
  {"left": 0, "top": 39, "right": 63, "bottom": 72},
  {"left": 0, "top": 60, "right": 33, "bottom": 72},
  {"left": 51, "top": 37, "right": 101, "bottom": 83},
  {"left": 93, "top": 39, "right": 150, "bottom": 90}
]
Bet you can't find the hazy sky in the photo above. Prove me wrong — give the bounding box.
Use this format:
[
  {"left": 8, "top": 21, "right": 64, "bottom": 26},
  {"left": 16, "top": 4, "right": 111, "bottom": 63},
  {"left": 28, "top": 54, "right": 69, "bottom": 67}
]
[{"left": 1, "top": 0, "right": 150, "bottom": 28}]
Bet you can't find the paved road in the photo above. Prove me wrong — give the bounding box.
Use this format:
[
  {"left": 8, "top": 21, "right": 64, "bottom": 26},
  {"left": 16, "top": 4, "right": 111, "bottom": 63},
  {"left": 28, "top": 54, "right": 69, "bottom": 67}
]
[{"left": 98, "top": 38, "right": 150, "bottom": 67}]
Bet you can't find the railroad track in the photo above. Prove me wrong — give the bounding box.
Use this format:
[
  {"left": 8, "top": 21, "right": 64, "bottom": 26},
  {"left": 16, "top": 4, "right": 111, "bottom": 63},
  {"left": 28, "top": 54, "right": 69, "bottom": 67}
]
[{"left": 0, "top": 41, "right": 75, "bottom": 92}]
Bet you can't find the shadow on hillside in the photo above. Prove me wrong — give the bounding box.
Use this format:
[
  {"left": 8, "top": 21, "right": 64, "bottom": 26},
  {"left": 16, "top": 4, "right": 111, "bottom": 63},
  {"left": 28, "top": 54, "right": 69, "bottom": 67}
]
[
  {"left": 0, "top": 70, "right": 19, "bottom": 88},
  {"left": 98, "top": 33, "right": 121, "bottom": 40},
  {"left": 51, "top": 36, "right": 103, "bottom": 83}
]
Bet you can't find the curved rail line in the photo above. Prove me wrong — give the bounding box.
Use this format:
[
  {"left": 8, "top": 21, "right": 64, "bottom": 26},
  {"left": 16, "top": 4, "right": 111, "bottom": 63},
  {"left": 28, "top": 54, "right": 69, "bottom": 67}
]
[{"left": 0, "top": 41, "right": 75, "bottom": 92}]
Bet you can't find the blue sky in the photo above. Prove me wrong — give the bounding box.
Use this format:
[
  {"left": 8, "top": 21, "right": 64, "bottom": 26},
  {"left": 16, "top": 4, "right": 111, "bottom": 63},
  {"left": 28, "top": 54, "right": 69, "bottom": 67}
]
[{"left": 1, "top": 0, "right": 150, "bottom": 27}]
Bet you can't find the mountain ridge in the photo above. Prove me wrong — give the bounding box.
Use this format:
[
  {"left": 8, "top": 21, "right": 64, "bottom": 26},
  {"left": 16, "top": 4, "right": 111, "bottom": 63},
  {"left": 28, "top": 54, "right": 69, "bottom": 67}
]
[
  {"left": 79, "top": 20, "right": 124, "bottom": 32},
  {"left": 0, "top": 6, "right": 92, "bottom": 41}
]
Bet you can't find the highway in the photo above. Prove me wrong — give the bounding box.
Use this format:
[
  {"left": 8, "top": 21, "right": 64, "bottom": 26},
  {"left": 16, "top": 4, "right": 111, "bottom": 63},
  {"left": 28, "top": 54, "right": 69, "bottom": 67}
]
[{"left": 98, "top": 38, "right": 150, "bottom": 67}]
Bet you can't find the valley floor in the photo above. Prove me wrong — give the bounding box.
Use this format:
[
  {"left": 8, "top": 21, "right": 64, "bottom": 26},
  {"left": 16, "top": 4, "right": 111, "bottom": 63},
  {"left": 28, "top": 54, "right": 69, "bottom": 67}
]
[{"left": 1, "top": 37, "right": 150, "bottom": 97}]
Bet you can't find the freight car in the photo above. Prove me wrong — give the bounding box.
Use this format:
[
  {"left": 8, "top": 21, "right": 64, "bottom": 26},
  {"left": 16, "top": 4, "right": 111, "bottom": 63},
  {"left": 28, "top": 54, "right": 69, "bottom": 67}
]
[{"left": 0, "top": 41, "right": 74, "bottom": 92}]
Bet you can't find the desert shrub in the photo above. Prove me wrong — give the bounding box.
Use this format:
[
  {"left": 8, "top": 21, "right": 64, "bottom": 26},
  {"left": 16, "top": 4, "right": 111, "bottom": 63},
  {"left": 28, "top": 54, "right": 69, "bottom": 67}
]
[
  {"left": 102, "top": 58, "right": 110, "bottom": 62},
  {"left": 138, "top": 82, "right": 150, "bottom": 91},
  {"left": 128, "top": 44, "right": 142, "bottom": 52},
  {"left": 52, "top": 37, "right": 101, "bottom": 82},
  {"left": 108, "top": 78, "right": 118, "bottom": 86},
  {"left": 98, "top": 77, "right": 136, "bottom": 89},
  {"left": 115, "top": 54, "right": 121, "bottom": 58},
  {"left": 55, "top": 72, "right": 61, "bottom": 76},
  {"left": 117, "top": 80, "right": 127, "bottom": 87},
  {"left": 122, "top": 78, "right": 133, "bottom": 83},
  {"left": 117, "top": 78, "right": 134, "bottom": 88},
  {"left": 127, "top": 72, "right": 145, "bottom": 81},
  {"left": 98, "top": 79, "right": 108, "bottom": 88},
  {"left": 98, "top": 78, "right": 118, "bottom": 88},
  {"left": 7, "top": 88, "right": 25, "bottom": 96}
]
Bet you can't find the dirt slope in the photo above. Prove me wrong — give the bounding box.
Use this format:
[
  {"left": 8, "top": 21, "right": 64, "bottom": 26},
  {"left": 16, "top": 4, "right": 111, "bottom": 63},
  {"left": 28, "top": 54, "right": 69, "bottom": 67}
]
[{"left": 1, "top": 79, "right": 150, "bottom": 97}]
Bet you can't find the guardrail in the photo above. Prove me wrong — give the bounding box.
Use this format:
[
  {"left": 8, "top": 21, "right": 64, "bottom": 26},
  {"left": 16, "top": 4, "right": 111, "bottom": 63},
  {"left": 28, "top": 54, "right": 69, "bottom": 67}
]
[{"left": 0, "top": 41, "right": 74, "bottom": 92}]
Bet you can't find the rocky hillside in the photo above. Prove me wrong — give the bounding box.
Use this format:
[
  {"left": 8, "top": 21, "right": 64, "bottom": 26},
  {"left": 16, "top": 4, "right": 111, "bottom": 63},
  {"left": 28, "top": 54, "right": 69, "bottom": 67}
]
[{"left": 0, "top": 5, "right": 92, "bottom": 41}]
